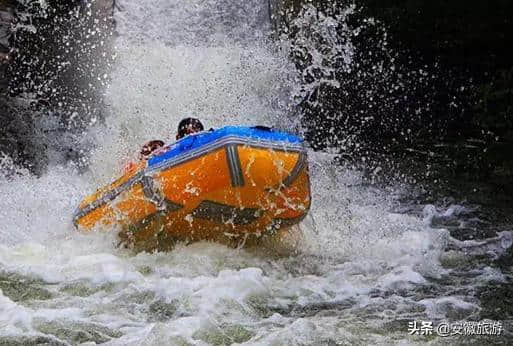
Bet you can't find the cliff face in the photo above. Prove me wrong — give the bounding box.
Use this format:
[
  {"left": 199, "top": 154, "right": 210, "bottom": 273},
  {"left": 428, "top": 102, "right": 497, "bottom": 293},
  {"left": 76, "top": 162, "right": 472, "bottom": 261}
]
[
  {"left": 272, "top": 0, "right": 513, "bottom": 182},
  {"left": 0, "top": 0, "right": 114, "bottom": 173},
  {"left": 360, "top": 0, "right": 513, "bottom": 143},
  {"left": 0, "top": 0, "right": 13, "bottom": 93},
  {"left": 1, "top": 0, "right": 511, "bottom": 180},
  {"left": 0, "top": 0, "right": 26, "bottom": 168}
]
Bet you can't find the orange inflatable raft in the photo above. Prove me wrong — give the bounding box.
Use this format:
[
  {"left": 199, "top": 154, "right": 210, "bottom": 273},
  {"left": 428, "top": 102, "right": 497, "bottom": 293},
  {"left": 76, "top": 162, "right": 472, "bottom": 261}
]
[{"left": 73, "top": 126, "right": 311, "bottom": 248}]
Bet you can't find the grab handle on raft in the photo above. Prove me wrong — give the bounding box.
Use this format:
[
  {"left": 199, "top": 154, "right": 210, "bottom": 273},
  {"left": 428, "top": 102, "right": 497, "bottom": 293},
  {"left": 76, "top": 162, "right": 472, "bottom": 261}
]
[{"left": 252, "top": 125, "right": 273, "bottom": 131}]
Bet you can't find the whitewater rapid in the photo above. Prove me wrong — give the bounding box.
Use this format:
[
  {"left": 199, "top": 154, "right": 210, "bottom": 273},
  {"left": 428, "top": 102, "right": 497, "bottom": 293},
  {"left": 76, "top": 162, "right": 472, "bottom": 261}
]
[
  {"left": 0, "top": 0, "right": 508, "bottom": 344},
  {"left": 1, "top": 149, "right": 461, "bottom": 344}
]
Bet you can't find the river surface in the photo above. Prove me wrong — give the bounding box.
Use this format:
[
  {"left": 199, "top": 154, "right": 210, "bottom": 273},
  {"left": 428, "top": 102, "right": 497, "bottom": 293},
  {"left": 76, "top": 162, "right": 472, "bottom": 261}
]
[{"left": 0, "top": 0, "right": 511, "bottom": 345}]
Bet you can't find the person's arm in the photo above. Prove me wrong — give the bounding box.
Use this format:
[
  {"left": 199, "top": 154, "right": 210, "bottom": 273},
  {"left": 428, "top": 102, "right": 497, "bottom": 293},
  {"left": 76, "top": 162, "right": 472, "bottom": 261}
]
[{"left": 123, "top": 160, "right": 138, "bottom": 174}]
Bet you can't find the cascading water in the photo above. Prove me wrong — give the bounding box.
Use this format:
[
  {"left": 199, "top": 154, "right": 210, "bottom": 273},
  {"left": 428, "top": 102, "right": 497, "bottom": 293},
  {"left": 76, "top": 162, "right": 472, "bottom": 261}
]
[
  {"left": 0, "top": 0, "right": 510, "bottom": 344},
  {"left": 86, "top": 0, "right": 299, "bottom": 184}
]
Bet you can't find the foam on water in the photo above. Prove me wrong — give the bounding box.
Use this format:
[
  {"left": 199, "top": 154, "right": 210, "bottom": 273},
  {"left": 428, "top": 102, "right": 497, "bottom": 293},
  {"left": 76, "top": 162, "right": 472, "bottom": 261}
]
[
  {"left": 0, "top": 163, "right": 87, "bottom": 245},
  {"left": 0, "top": 152, "right": 453, "bottom": 343},
  {"left": 0, "top": 0, "right": 504, "bottom": 344}
]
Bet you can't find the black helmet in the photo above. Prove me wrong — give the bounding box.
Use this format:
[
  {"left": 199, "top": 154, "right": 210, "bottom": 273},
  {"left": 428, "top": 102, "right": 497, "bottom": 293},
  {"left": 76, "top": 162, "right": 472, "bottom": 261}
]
[{"left": 176, "top": 117, "right": 204, "bottom": 140}]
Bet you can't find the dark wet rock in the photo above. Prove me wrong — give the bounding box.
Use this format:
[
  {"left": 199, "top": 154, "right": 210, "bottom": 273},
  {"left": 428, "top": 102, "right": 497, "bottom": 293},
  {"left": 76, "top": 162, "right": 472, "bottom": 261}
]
[
  {"left": 0, "top": 271, "right": 53, "bottom": 301},
  {"left": 439, "top": 251, "right": 494, "bottom": 270},
  {"left": 0, "top": 100, "right": 37, "bottom": 170},
  {"left": 410, "top": 284, "right": 444, "bottom": 301},
  {"left": 494, "top": 242, "right": 513, "bottom": 274},
  {"left": 246, "top": 295, "right": 276, "bottom": 318},
  {"left": 60, "top": 282, "right": 96, "bottom": 297},
  {"left": 148, "top": 299, "right": 181, "bottom": 322},
  {"left": 36, "top": 320, "right": 123, "bottom": 345},
  {"left": 290, "top": 299, "right": 356, "bottom": 317},
  {"left": 478, "top": 282, "right": 513, "bottom": 321},
  {"left": 130, "top": 289, "right": 156, "bottom": 303},
  {"left": 59, "top": 281, "right": 108, "bottom": 297},
  {"left": 444, "top": 302, "right": 479, "bottom": 321},
  {"left": 382, "top": 318, "right": 414, "bottom": 333},
  {"left": 0, "top": 2, "right": 33, "bottom": 169},
  {"left": 0, "top": 0, "right": 114, "bottom": 173},
  {"left": 0, "top": 1, "right": 14, "bottom": 64},
  {"left": 0, "top": 2, "right": 31, "bottom": 169},
  {"left": 278, "top": 255, "right": 325, "bottom": 277},
  {"left": 449, "top": 227, "right": 499, "bottom": 242},
  {"left": 454, "top": 331, "right": 513, "bottom": 346},
  {"left": 272, "top": 0, "right": 513, "bottom": 199},
  {"left": 192, "top": 324, "right": 255, "bottom": 346},
  {"left": 137, "top": 265, "right": 154, "bottom": 276},
  {"left": 250, "top": 297, "right": 357, "bottom": 319},
  {"left": 0, "top": 335, "right": 67, "bottom": 346}
]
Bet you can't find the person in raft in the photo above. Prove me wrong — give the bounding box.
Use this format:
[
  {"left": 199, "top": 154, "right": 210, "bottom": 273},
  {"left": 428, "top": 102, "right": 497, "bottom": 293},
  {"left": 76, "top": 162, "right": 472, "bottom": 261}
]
[{"left": 123, "top": 117, "right": 205, "bottom": 173}]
